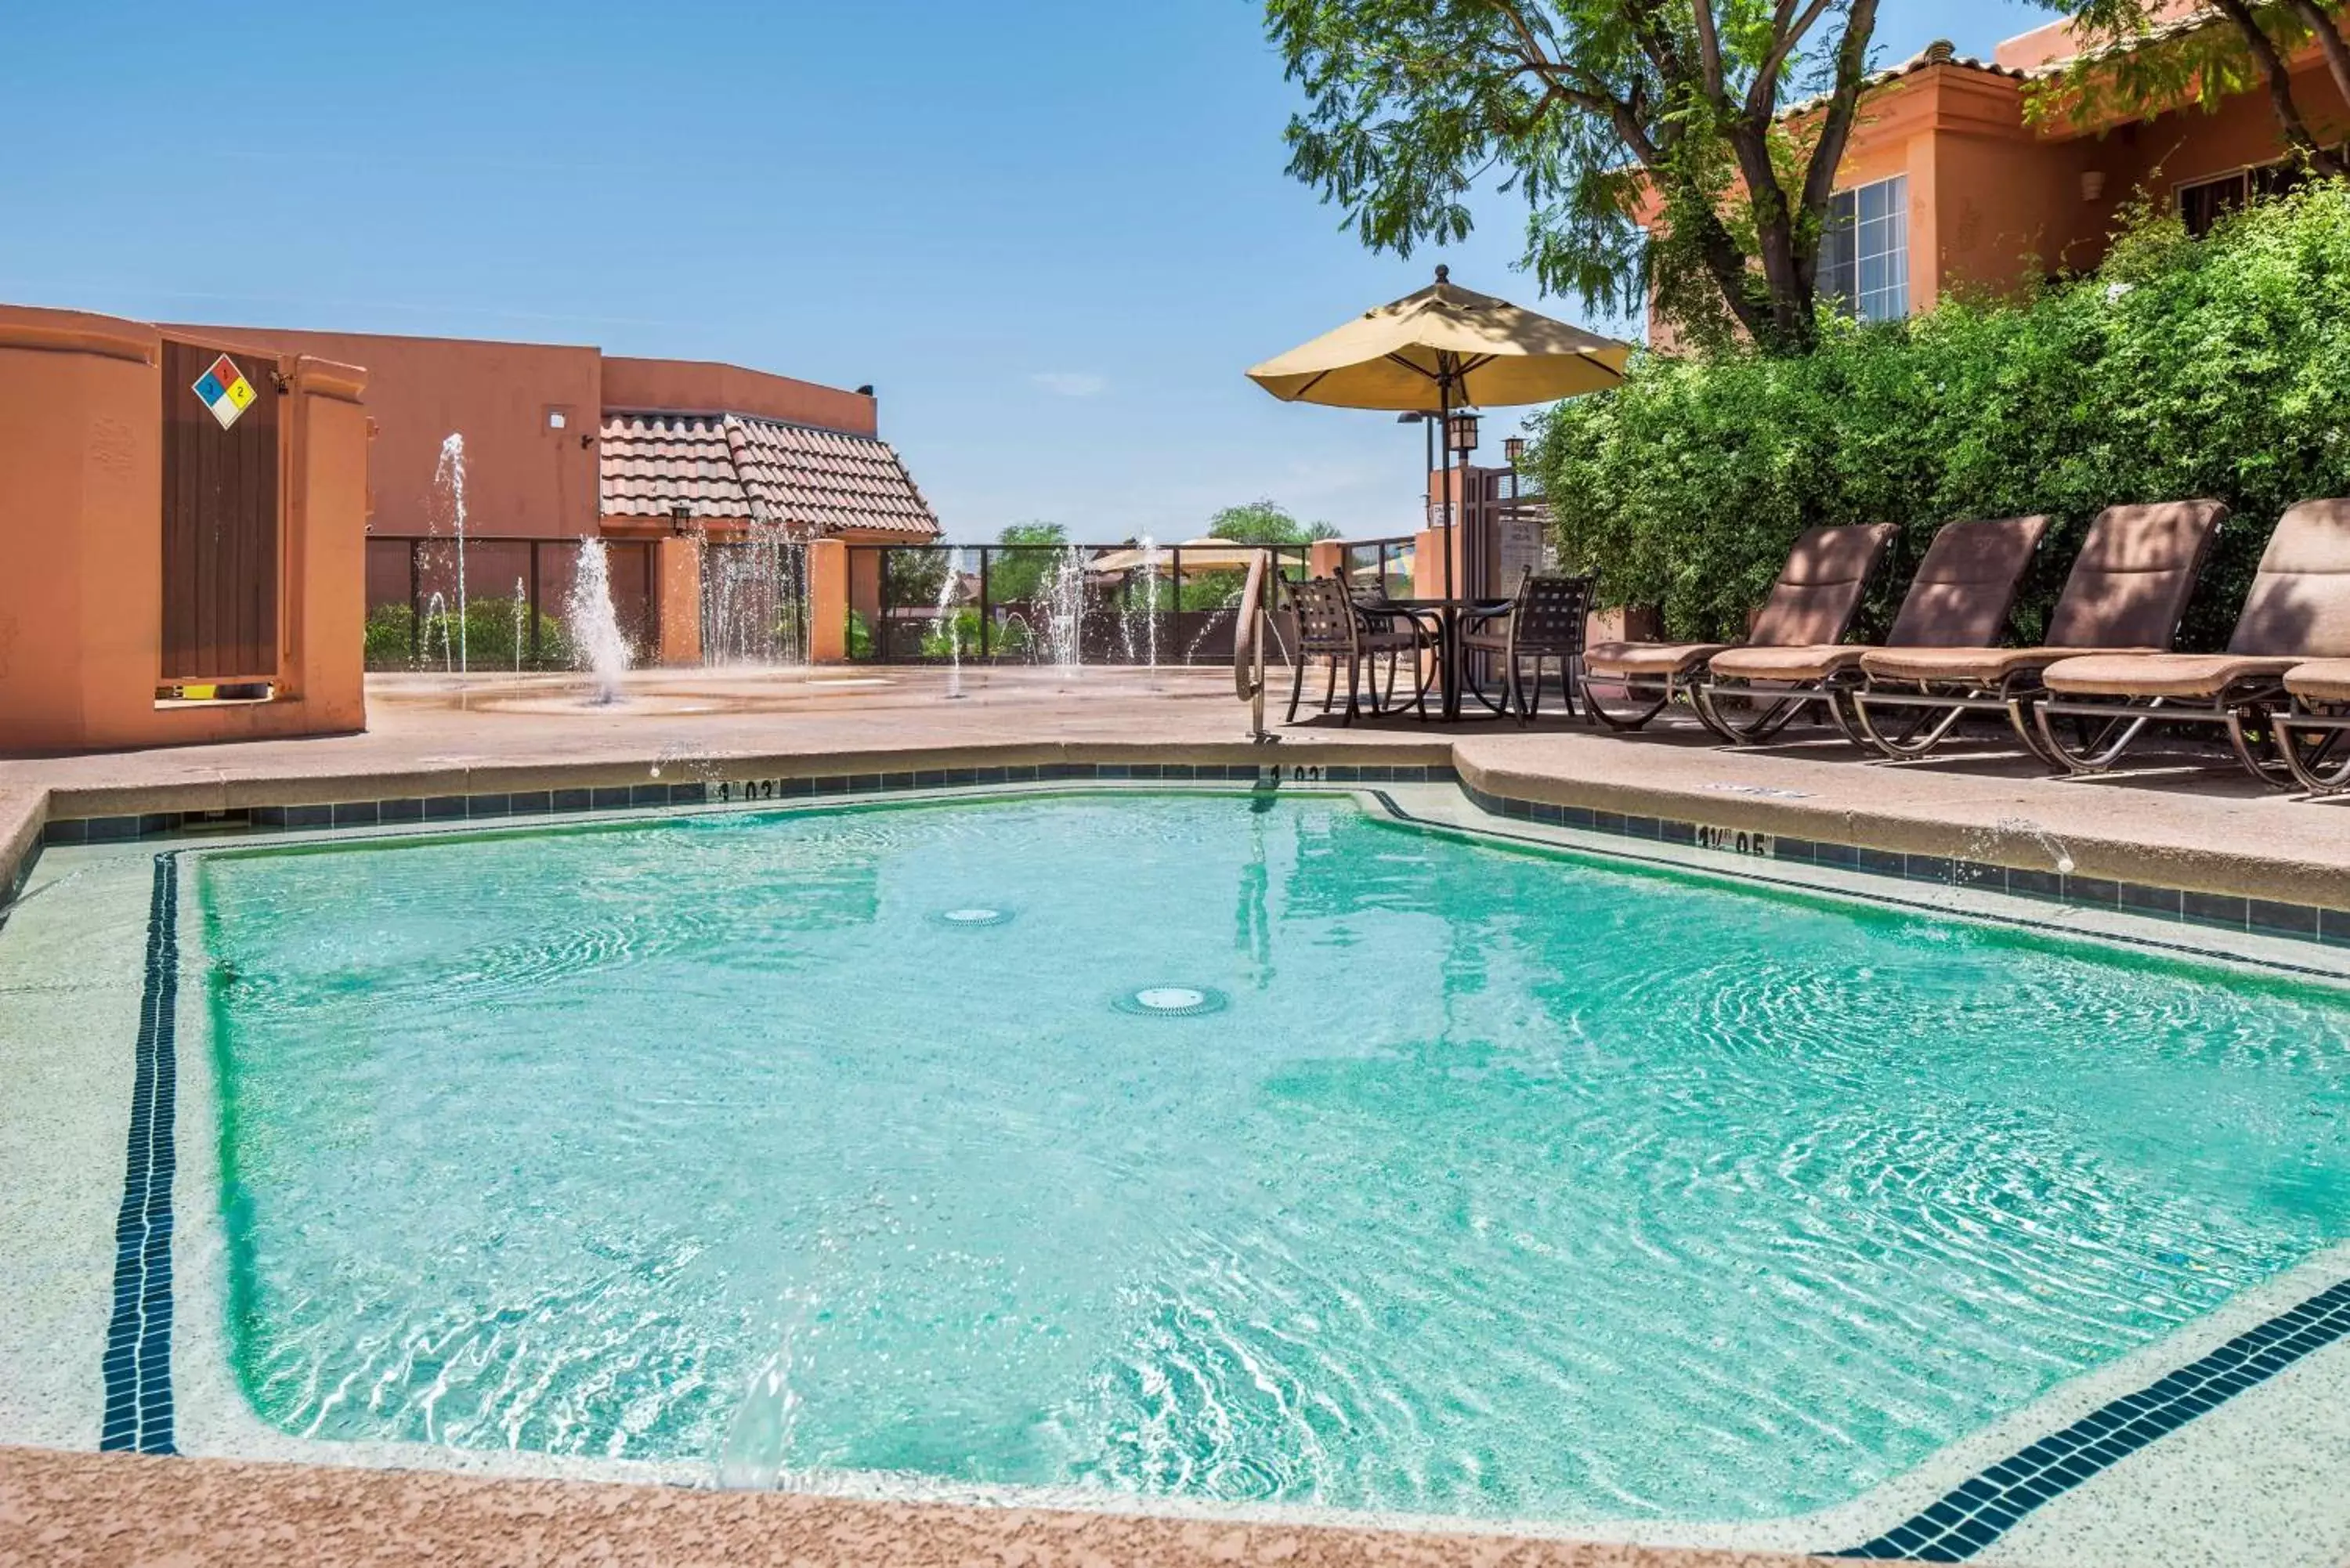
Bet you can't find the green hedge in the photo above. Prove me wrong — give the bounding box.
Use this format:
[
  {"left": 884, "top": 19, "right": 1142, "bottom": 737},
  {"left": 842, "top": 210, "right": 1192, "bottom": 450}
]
[{"left": 1531, "top": 182, "right": 2350, "bottom": 649}]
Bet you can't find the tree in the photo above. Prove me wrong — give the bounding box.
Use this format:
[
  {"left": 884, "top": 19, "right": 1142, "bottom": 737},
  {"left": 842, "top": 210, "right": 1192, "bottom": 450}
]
[
  {"left": 2030, "top": 0, "right": 2350, "bottom": 178},
  {"left": 1268, "top": 0, "right": 1883, "bottom": 353},
  {"left": 1206, "top": 500, "right": 1342, "bottom": 544},
  {"left": 987, "top": 521, "right": 1070, "bottom": 605}
]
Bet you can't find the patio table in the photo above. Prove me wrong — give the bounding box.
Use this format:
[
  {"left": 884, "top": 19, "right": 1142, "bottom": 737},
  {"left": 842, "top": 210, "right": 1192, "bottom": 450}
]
[{"left": 1366, "top": 594, "right": 1517, "bottom": 721}]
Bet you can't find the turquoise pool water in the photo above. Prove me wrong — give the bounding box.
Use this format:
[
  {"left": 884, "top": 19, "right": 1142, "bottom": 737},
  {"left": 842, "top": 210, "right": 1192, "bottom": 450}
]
[{"left": 198, "top": 793, "right": 2350, "bottom": 1523}]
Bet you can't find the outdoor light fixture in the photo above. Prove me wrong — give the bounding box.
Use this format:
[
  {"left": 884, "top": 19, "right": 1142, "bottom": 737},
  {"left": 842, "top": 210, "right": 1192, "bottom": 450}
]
[
  {"left": 670, "top": 503, "right": 692, "bottom": 536},
  {"left": 1503, "top": 435, "right": 1526, "bottom": 468},
  {"left": 1447, "top": 410, "right": 1480, "bottom": 455}
]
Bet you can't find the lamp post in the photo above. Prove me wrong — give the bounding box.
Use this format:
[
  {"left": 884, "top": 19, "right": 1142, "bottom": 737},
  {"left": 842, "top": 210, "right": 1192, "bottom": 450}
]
[{"left": 1448, "top": 410, "right": 1481, "bottom": 598}]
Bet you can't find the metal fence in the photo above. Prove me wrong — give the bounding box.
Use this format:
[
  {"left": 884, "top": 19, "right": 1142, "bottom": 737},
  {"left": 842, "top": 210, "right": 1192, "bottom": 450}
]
[
  {"left": 848, "top": 543, "right": 1309, "bottom": 665},
  {"left": 363, "top": 535, "right": 660, "bottom": 672},
  {"left": 1340, "top": 535, "right": 1419, "bottom": 599}
]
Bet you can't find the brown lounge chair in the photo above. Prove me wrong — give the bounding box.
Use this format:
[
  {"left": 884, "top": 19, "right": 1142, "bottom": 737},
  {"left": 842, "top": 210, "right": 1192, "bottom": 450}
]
[
  {"left": 1848, "top": 500, "right": 2227, "bottom": 761},
  {"left": 1581, "top": 524, "right": 1896, "bottom": 732},
  {"left": 2033, "top": 498, "right": 2350, "bottom": 784},
  {"left": 1691, "top": 514, "right": 2049, "bottom": 745},
  {"left": 2278, "top": 659, "right": 2350, "bottom": 794}
]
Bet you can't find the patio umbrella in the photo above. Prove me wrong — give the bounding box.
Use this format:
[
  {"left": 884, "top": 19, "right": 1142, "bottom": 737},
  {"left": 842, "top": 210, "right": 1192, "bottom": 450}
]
[
  {"left": 1089, "top": 539, "right": 1276, "bottom": 575},
  {"left": 1246, "top": 265, "right": 1630, "bottom": 413},
  {"left": 1246, "top": 266, "right": 1631, "bottom": 712}
]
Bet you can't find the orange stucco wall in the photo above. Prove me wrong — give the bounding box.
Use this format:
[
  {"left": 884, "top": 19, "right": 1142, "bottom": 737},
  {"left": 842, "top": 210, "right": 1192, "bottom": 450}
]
[
  {"left": 600, "top": 358, "right": 877, "bottom": 436},
  {"left": 0, "top": 305, "right": 369, "bottom": 754},
  {"left": 1643, "top": 41, "right": 2349, "bottom": 338},
  {"left": 655, "top": 537, "right": 702, "bottom": 666},
  {"left": 174, "top": 326, "right": 602, "bottom": 542}
]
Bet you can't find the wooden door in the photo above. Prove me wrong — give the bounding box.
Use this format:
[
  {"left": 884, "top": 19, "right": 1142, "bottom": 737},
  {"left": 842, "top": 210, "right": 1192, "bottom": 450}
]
[{"left": 161, "top": 338, "right": 280, "bottom": 681}]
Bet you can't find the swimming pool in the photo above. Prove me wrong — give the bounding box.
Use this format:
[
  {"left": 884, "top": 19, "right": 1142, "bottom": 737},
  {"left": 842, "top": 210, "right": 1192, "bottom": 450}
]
[{"left": 184, "top": 789, "right": 2350, "bottom": 1530}]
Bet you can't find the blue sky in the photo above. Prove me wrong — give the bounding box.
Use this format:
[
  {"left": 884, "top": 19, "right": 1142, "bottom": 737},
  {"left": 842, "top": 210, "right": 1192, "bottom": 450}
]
[{"left": 2, "top": 0, "right": 2042, "bottom": 541}]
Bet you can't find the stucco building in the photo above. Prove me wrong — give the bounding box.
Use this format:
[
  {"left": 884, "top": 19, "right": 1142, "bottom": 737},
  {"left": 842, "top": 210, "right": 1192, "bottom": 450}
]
[{"left": 1647, "top": 7, "right": 2350, "bottom": 336}]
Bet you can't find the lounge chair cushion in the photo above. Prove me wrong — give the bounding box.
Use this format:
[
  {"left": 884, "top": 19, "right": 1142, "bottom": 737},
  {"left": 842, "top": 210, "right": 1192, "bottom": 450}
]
[
  {"left": 2041, "top": 653, "right": 2301, "bottom": 698},
  {"left": 2226, "top": 498, "right": 2350, "bottom": 657},
  {"left": 1585, "top": 641, "right": 1730, "bottom": 677},
  {"left": 2286, "top": 659, "right": 2350, "bottom": 702},
  {"left": 1707, "top": 645, "right": 1869, "bottom": 682},
  {"left": 2044, "top": 500, "right": 2229, "bottom": 648},
  {"left": 1858, "top": 645, "right": 2145, "bottom": 684},
  {"left": 1748, "top": 524, "right": 1898, "bottom": 645},
  {"left": 1883, "top": 515, "right": 2052, "bottom": 647}
]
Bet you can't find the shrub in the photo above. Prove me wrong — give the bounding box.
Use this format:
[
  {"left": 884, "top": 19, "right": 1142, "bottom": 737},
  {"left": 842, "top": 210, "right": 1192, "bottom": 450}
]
[
  {"left": 363, "top": 600, "right": 570, "bottom": 671},
  {"left": 1530, "top": 182, "right": 2350, "bottom": 648}
]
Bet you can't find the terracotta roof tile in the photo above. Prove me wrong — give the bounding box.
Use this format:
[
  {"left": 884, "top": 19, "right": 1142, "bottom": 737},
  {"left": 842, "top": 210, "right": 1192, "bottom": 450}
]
[
  {"left": 1780, "top": 40, "right": 2027, "bottom": 120},
  {"left": 598, "top": 412, "right": 941, "bottom": 538}
]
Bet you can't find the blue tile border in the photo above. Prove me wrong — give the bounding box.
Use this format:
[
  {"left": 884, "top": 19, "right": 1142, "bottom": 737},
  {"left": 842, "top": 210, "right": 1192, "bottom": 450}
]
[
  {"left": 32, "top": 764, "right": 2338, "bottom": 952},
  {"left": 34, "top": 764, "right": 1463, "bottom": 847},
  {"left": 1834, "top": 1278, "right": 2350, "bottom": 1561},
  {"left": 1452, "top": 782, "right": 2349, "bottom": 952},
  {"left": 99, "top": 851, "right": 178, "bottom": 1455}
]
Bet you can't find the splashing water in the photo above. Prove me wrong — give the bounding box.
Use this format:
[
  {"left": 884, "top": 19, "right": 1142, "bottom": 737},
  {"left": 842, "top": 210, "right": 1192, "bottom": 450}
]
[
  {"left": 929, "top": 549, "right": 965, "bottom": 699},
  {"left": 703, "top": 523, "right": 811, "bottom": 667},
  {"left": 716, "top": 1308, "right": 811, "bottom": 1490},
  {"left": 1119, "top": 537, "right": 1165, "bottom": 670},
  {"left": 435, "top": 434, "right": 469, "bottom": 675},
  {"left": 566, "top": 540, "right": 632, "bottom": 704},
  {"left": 1043, "top": 547, "right": 1086, "bottom": 674},
  {"left": 511, "top": 577, "right": 528, "bottom": 673},
  {"left": 1973, "top": 817, "right": 2077, "bottom": 877},
  {"left": 420, "top": 592, "right": 454, "bottom": 673}
]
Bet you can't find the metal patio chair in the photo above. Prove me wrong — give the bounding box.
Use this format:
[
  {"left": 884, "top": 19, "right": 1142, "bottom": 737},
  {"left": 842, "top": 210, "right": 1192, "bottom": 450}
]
[
  {"left": 1284, "top": 574, "right": 1434, "bottom": 724},
  {"left": 1462, "top": 570, "right": 1596, "bottom": 723}
]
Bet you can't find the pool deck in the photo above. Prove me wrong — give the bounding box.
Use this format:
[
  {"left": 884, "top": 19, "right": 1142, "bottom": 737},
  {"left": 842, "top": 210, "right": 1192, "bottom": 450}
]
[
  {"left": 5, "top": 664, "right": 2350, "bottom": 1568},
  {"left": 5, "top": 665, "right": 2349, "bottom": 915},
  {"left": 0, "top": 1447, "right": 1810, "bottom": 1568}
]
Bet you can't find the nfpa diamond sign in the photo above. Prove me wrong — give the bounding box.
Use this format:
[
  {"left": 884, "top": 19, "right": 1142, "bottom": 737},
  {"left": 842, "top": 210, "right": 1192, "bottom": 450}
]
[{"left": 191, "top": 353, "right": 258, "bottom": 430}]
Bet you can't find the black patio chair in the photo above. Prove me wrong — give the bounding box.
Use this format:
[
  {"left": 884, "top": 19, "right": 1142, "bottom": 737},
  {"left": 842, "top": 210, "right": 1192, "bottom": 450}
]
[
  {"left": 1284, "top": 574, "right": 1435, "bottom": 724},
  {"left": 1462, "top": 570, "right": 1596, "bottom": 723}
]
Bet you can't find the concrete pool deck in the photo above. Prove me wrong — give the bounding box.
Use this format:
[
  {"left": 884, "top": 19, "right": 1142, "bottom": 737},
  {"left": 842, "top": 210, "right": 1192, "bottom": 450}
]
[
  {"left": 5, "top": 665, "right": 2350, "bottom": 916},
  {"left": 4, "top": 665, "right": 2350, "bottom": 1568}
]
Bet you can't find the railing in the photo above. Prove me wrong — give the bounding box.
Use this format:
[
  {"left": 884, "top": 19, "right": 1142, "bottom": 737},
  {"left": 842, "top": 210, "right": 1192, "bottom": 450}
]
[
  {"left": 846, "top": 543, "right": 1309, "bottom": 665},
  {"left": 363, "top": 535, "right": 660, "bottom": 672}
]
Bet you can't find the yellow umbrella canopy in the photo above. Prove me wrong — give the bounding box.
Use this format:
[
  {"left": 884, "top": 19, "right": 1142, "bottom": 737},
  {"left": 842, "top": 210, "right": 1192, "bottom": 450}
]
[
  {"left": 1246, "top": 265, "right": 1630, "bottom": 410},
  {"left": 1089, "top": 539, "right": 1277, "bottom": 575}
]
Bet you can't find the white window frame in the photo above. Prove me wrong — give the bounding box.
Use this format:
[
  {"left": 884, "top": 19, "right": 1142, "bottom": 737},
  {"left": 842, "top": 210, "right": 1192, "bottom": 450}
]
[{"left": 1819, "top": 175, "right": 1911, "bottom": 323}]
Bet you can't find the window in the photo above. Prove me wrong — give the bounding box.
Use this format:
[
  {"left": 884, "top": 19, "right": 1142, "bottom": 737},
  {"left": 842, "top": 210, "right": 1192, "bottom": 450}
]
[
  {"left": 1819, "top": 175, "right": 1911, "bottom": 323},
  {"left": 2177, "top": 155, "right": 2325, "bottom": 237}
]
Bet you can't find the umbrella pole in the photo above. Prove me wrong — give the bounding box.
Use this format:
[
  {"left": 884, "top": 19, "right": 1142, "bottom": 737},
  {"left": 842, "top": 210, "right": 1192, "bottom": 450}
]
[{"left": 1439, "top": 369, "right": 1458, "bottom": 721}]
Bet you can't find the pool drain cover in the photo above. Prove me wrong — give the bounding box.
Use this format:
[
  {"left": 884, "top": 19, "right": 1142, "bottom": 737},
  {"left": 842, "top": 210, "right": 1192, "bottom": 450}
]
[
  {"left": 1113, "top": 985, "right": 1228, "bottom": 1017},
  {"left": 931, "top": 906, "right": 1014, "bottom": 927}
]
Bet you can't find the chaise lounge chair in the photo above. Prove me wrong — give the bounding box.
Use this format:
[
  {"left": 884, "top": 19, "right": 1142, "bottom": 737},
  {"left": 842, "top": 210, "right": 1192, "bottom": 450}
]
[
  {"left": 1690, "top": 514, "right": 2049, "bottom": 746},
  {"left": 1846, "top": 500, "right": 2227, "bottom": 762},
  {"left": 2277, "top": 659, "right": 2350, "bottom": 795},
  {"left": 1580, "top": 524, "right": 1897, "bottom": 732},
  {"left": 2032, "top": 499, "right": 2350, "bottom": 784}
]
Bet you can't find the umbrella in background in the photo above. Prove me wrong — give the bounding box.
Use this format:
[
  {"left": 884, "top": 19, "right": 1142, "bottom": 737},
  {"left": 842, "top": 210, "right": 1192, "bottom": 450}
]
[{"left": 1247, "top": 266, "right": 1631, "bottom": 713}]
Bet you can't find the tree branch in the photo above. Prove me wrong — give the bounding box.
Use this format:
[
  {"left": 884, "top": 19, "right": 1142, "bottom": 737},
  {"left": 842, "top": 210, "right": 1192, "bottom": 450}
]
[
  {"left": 1692, "top": 0, "right": 1726, "bottom": 102},
  {"left": 2283, "top": 0, "right": 2350, "bottom": 158},
  {"left": 2210, "top": 0, "right": 2347, "bottom": 174},
  {"left": 1745, "top": 0, "right": 1842, "bottom": 119}
]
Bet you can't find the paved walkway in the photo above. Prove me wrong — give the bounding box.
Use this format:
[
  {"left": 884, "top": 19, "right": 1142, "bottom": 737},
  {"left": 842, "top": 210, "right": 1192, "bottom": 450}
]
[{"left": 6, "top": 666, "right": 2348, "bottom": 910}]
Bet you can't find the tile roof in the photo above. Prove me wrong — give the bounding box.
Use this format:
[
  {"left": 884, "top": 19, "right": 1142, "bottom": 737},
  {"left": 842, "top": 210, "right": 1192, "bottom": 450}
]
[
  {"left": 1780, "top": 40, "right": 2028, "bottom": 119},
  {"left": 598, "top": 412, "right": 940, "bottom": 538}
]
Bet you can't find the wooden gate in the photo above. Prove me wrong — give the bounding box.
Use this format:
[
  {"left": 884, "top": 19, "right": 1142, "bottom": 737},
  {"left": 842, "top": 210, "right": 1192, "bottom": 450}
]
[{"left": 161, "top": 338, "right": 280, "bottom": 682}]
